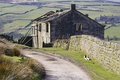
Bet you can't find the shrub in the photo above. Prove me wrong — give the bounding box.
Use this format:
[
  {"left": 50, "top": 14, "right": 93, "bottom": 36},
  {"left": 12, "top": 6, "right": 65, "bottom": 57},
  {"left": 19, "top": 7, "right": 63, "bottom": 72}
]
[
  {"left": 0, "top": 39, "right": 45, "bottom": 80},
  {"left": 12, "top": 47, "right": 21, "bottom": 56},
  {"left": 3, "top": 47, "right": 21, "bottom": 57},
  {"left": 4, "top": 48, "right": 13, "bottom": 56},
  {"left": 0, "top": 45, "right": 32, "bottom": 80}
]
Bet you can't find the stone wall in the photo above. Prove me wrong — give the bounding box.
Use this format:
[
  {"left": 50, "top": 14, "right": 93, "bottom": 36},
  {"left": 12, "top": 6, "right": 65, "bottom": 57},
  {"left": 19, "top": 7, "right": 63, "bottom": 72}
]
[
  {"left": 53, "top": 35, "right": 120, "bottom": 75},
  {"left": 53, "top": 39, "right": 69, "bottom": 50}
]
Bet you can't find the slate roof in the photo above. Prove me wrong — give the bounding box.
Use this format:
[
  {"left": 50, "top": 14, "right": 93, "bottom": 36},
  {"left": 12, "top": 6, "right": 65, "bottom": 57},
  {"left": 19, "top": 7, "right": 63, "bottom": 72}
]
[
  {"left": 32, "top": 4, "right": 105, "bottom": 27},
  {"left": 32, "top": 10, "right": 67, "bottom": 22}
]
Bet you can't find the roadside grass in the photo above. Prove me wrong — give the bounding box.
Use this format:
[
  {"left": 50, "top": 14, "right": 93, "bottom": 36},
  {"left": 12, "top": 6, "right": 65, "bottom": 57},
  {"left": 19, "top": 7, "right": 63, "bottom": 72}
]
[
  {"left": 35, "top": 47, "right": 120, "bottom": 80},
  {"left": 3, "top": 55, "right": 22, "bottom": 63},
  {"left": 14, "top": 43, "right": 32, "bottom": 49},
  {"left": 0, "top": 54, "right": 32, "bottom": 80},
  {"left": 1, "top": 52, "right": 45, "bottom": 80},
  {"left": 1, "top": 55, "right": 45, "bottom": 80},
  {"left": 0, "top": 39, "right": 45, "bottom": 80}
]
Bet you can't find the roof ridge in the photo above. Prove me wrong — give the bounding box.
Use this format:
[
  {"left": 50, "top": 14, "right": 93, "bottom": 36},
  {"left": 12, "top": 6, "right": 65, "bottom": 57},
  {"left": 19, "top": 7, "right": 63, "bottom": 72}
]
[{"left": 75, "top": 10, "right": 105, "bottom": 27}]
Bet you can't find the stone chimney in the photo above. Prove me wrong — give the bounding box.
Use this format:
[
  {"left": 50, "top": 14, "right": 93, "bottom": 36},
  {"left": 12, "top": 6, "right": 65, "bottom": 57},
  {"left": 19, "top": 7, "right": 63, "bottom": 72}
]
[{"left": 71, "top": 4, "right": 76, "bottom": 10}]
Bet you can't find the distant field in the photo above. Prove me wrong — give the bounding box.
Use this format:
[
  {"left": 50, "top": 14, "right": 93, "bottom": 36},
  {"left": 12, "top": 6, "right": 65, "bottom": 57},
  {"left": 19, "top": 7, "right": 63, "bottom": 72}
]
[
  {"left": 3, "top": 20, "right": 30, "bottom": 33},
  {"left": 105, "top": 23, "right": 120, "bottom": 38},
  {"left": 0, "top": 5, "right": 37, "bottom": 14},
  {"left": 21, "top": 7, "right": 59, "bottom": 19},
  {"left": 0, "top": 3, "right": 12, "bottom": 7},
  {"left": 0, "top": 1, "right": 120, "bottom": 40}
]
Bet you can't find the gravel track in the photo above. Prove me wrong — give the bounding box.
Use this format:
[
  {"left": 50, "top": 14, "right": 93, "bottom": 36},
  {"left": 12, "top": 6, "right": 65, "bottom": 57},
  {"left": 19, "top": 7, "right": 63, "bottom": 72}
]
[{"left": 23, "top": 50, "right": 92, "bottom": 80}]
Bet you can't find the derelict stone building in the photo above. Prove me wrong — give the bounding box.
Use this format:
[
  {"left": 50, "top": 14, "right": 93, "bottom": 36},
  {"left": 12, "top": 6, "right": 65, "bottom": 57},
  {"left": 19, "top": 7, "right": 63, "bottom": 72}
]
[{"left": 32, "top": 4, "right": 105, "bottom": 48}]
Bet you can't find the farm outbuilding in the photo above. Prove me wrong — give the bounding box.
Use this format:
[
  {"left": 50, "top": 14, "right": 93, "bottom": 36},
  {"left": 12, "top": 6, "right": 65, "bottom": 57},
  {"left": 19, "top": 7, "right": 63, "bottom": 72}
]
[{"left": 32, "top": 4, "right": 105, "bottom": 48}]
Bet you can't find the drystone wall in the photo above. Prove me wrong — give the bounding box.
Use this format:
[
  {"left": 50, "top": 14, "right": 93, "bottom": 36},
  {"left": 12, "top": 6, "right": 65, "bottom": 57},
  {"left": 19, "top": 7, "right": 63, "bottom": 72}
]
[{"left": 53, "top": 35, "right": 120, "bottom": 75}]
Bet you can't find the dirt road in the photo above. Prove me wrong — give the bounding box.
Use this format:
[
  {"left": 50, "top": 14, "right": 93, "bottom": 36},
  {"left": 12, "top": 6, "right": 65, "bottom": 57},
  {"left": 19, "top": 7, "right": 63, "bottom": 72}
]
[{"left": 23, "top": 50, "right": 92, "bottom": 80}]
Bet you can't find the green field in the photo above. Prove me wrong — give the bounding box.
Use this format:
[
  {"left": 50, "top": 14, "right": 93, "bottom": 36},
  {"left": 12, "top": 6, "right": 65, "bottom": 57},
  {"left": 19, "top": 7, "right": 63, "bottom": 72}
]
[
  {"left": 0, "top": 1, "right": 120, "bottom": 41},
  {"left": 105, "top": 23, "right": 120, "bottom": 38},
  {"left": 0, "top": 3, "right": 12, "bottom": 7},
  {"left": 0, "top": 5, "right": 37, "bottom": 14}
]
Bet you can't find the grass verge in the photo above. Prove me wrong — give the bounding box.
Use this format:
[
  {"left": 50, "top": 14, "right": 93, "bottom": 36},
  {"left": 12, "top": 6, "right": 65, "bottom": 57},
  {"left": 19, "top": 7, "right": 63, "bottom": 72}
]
[
  {"left": 34, "top": 47, "right": 120, "bottom": 80},
  {"left": 3, "top": 55, "right": 21, "bottom": 62},
  {"left": 0, "top": 39, "right": 45, "bottom": 80},
  {"left": 2, "top": 55, "right": 45, "bottom": 80}
]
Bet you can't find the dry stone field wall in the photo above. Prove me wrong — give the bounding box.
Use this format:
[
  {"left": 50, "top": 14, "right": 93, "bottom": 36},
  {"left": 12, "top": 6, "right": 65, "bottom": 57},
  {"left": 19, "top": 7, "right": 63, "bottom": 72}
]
[{"left": 53, "top": 35, "right": 120, "bottom": 75}]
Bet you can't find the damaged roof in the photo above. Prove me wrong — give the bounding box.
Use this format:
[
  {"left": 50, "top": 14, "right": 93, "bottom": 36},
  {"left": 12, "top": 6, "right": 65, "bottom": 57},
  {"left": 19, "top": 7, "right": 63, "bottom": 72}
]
[
  {"left": 32, "top": 10, "right": 67, "bottom": 22},
  {"left": 32, "top": 4, "right": 105, "bottom": 27}
]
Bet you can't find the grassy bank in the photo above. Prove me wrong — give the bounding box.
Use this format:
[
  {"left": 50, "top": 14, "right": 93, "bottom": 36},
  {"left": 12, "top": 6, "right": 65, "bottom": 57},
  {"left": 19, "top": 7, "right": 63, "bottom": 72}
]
[
  {"left": 1, "top": 2, "right": 120, "bottom": 41},
  {"left": 35, "top": 47, "right": 120, "bottom": 80},
  {"left": 0, "top": 39, "right": 45, "bottom": 80},
  {"left": 0, "top": 55, "right": 45, "bottom": 80}
]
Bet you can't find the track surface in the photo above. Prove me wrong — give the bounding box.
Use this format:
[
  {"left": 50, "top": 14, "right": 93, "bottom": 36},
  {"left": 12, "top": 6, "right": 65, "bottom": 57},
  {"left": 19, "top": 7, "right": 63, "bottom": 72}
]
[{"left": 23, "top": 50, "right": 92, "bottom": 80}]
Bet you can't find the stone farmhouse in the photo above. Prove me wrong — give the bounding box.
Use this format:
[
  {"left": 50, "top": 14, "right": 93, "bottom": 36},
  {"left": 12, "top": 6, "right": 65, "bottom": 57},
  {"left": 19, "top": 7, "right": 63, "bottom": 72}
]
[{"left": 32, "top": 4, "right": 105, "bottom": 48}]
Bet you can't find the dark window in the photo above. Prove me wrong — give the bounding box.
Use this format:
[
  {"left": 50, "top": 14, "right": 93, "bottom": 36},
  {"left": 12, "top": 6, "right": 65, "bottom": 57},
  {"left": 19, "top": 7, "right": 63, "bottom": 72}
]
[
  {"left": 39, "top": 24, "right": 41, "bottom": 32},
  {"left": 46, "top": 23, "right": 49, "bottom": 32},
  {"left": 76, "top": 23, "right": 82, "bottom": 31},
  {"left": 82, "top": 24, "right": 89, "bottom": 30}
]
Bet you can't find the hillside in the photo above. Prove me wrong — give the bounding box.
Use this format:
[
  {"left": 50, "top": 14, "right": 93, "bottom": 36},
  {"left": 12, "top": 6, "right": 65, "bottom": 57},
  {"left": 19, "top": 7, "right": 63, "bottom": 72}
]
[
  {"left": 0, "top": 0, "right": 12, "bottom": 3},
  {"left": 0, "top": 0, "right": 120, "bottom": 41}
]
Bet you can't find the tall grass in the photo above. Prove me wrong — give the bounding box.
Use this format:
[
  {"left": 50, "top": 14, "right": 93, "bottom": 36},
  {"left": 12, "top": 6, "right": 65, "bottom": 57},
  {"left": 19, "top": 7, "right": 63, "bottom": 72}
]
[
  {"left": 0, "top": 56, "right": 32, "bottom": 80},
  {"left": 12, "top": 47, "right": 21, "bottom": 56},
  {"left": 0, "top": 43, "right": 32, "bottom": 80},
  {"left": 0, "top": 39, "right": 45, "bottom": 80},
  {"left": 2, "top": 47, "right": 21, "bottom": 57},
  {"left": 24, "top": 58, "right": 45, "bottom": 80}
]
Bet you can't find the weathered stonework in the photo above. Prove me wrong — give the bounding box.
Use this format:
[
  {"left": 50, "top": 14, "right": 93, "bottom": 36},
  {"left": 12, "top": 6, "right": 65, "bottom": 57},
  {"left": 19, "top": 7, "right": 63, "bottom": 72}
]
[
  {"left": 32, "top": 4, "right": 104, "bottom": 48},
  {"left": 53, "top": 35, "right": 120, "bottom": 75}
]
